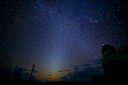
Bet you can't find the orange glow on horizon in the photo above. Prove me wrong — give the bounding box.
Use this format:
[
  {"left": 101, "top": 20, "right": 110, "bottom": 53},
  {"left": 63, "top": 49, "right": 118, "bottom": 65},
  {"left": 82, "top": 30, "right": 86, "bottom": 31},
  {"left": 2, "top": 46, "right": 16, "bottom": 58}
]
[{"left": 35, "top": 72, "right": 67, "bottom": 82}]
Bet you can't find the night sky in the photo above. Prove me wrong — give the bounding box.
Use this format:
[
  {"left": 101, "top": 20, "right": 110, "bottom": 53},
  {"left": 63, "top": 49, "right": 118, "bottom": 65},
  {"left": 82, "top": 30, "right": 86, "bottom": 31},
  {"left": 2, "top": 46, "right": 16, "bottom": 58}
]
[{"left": 0, "top": 0, "right": 128, "bottom": 83}]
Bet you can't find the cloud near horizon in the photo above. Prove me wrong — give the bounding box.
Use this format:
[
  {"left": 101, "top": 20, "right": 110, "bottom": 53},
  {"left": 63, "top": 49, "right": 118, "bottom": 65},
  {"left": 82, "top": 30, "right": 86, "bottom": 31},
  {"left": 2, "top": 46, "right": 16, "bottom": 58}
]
[
  {"left": 58, "top": 70, "right": 70, "bottom": 72},
  {"left": 61, "top": 63, "right": 104, "bottom": 83}
]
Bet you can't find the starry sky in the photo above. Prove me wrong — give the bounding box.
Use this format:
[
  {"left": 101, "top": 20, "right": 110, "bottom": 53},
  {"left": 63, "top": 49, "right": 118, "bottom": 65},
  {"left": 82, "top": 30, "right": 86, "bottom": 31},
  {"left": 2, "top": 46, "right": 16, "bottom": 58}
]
[{"left": 0, "top": 0, "right": 128, "bottom": 83}]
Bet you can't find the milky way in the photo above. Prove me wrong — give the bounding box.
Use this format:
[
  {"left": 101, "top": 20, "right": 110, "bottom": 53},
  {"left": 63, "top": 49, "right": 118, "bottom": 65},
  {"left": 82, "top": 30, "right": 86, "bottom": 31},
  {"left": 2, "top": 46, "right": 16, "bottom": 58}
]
[
  {"left": 32, "top": 0, "right": 106, "bottom": 75},
  {"left": 0, "top": 0, "right": 128, "bottom": 82}
]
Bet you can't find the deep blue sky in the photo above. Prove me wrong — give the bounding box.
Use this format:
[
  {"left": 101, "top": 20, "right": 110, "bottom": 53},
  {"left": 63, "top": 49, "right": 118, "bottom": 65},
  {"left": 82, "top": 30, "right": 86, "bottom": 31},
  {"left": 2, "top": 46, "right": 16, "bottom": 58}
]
[{"left": 0, "top": 0, "right": 128, "bottom": 83}]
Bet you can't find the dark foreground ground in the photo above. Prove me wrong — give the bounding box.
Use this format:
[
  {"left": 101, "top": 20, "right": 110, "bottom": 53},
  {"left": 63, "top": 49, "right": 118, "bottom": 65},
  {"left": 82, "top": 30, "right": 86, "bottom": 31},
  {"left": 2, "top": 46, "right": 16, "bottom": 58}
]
[
  {"left": 1, "top": 75, "right": 128, "bottom": 85},
  {"left": 0, "top": 77, "right": 89, "bottom": 85}
]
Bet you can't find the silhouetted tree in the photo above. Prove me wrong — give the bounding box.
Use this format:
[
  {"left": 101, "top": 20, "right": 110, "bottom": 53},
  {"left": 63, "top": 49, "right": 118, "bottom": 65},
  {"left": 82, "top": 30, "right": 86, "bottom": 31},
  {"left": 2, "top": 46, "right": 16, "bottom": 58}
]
[
  {"left": 101, "top": 45, "right": 128, "bottom": 82},
  {"left": 13, "top": 67, "right": 24, "bottom": 79}
]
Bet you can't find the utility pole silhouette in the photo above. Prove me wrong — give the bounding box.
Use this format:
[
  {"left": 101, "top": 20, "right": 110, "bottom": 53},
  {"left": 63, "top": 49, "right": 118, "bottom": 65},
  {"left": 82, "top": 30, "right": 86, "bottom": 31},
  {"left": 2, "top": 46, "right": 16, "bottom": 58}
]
[{"left": 30, "top": 64, "right": 35, "bottom": 81}]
